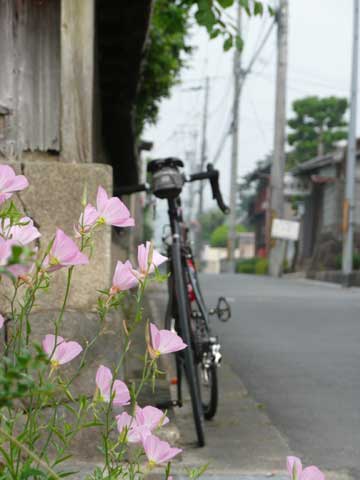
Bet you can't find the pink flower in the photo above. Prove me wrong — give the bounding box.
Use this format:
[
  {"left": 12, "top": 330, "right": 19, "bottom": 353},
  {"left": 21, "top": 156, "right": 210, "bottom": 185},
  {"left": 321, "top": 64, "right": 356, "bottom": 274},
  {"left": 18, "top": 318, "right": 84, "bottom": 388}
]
[
  {"left": 75, "top": 204, "right": 99, "bottom": 237},
  {"left": 287, "top": 457, "right": 325, "bottom": 480},
  {"left": 0, "top": 165, "right": 29, "bottom": 204},
  {"left": 116, "top": 412, "right": 148, "bottom": 443},
  {"left": 96, "top": 186, "right": 134, "bottom": 227},
  {"left": 42, "top": 334, "right": 82, "bottom": 367},
  {"left": 0, "top": 217, "right": 40, "bottom": 245},
  {"left": 0, "top": 238, "right": 12, "bottom": 266},
  {"left": 44, "top": 228, "right": 88, "bottom": 272},
  {"left": 111, "top": 260, "right": 138, "bottom": 294},
  {"left": 143, "top": 434, "right": 182, "bottom": 465},
  {"left": 116, "top": 406, "right": 169, "bottom": 444},
  {"left": 116, "top": 411, "right": 134, "bottom": 437},
  {"left": 135, "top": 405, "right": 169, "bottom": 431},
  {"left": 137, "top": 241, "right": 167, "bottom": 276},
  {"left": 150, "top": 323, "right": 187, "bottom": 357},
  {"left": 95, "top": 365, "right": 130, "bottom": 407},
  {"left": 0, "top": 314, "right": 4, "bottom": 329}
]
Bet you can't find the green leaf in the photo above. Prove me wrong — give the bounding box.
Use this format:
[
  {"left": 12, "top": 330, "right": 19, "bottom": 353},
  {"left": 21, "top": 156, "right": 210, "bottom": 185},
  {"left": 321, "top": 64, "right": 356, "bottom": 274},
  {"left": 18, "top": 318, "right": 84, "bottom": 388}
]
[
  {"left": 239, "top": 0, "right": 251, "bottom": 15},
  {"left": 268, "top": 5, "right": 275, "bottom": 16},
  {"left": 20, "top": 467, "right": 47, "bottom": 479},
  {"left": 195, "top": 2, "right": 217, "bottom": 32},
  {"left": 210, "top": 28, "right": 222, "bottom": 39},
  {"left": 254, "top": 1, "right": 264, "bottom": 15},
  {"left": 217, "top": 0, "right": 234, "bottom": 7},
  {"left": 223, "top": 35, "right": 233, "bottom": 51}
]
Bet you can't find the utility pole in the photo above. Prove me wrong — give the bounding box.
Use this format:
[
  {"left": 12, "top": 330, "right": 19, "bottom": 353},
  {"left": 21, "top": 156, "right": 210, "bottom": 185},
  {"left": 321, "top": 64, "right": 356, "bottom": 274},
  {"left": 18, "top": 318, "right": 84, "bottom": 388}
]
[
  {"left": 196, "top": 76, "right": 210, "bottom": 260},
  {"left": 268, "top": 0, "right": 289, "bottom": 277},
  {"left": 186, "top": 130, "right": 198, "bottom": 224},
  {"left": 342, "top": 0, "right": 359, "bottom": 286},
  {"left": 227, "top": 3, "right": 243, "bottom": 273},
  {"left": 198, "top": 76, "right": 210, "bottom": 218}
]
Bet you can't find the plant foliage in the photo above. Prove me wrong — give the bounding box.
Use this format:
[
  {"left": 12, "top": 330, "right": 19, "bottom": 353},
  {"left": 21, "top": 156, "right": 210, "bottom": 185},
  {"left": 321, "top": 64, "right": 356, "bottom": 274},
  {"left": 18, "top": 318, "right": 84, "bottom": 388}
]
[
  {"left": 136, "top": 0, "right": 269, "bottom": 134},
  {"left": 287, "top": 96, "right": 348, "bottom": 168}
]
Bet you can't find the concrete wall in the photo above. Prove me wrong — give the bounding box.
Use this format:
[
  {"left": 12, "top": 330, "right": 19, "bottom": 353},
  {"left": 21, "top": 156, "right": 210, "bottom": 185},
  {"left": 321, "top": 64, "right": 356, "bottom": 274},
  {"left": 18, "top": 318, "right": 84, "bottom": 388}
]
[{"left": 0, "top": 161, "right": 113, "bottom": 312}]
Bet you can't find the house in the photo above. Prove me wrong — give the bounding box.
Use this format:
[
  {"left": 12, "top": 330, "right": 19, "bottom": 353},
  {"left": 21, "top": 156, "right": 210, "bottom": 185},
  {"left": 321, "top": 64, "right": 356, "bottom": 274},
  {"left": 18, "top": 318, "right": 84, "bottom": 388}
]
[
  {"left": 245, "top": 162, "right": 271, "bottom": 257},
  {"left": 293, "top": 142, "right": 360, "bottom": 271},
  {"left": 0, "top": 0, "right": 153, "bottom": 182},
  {"left": 0, "top": 0, "right": 154, "bottom": 459},
  {"left": 245, "top": 161, "right": 296, "bottom": 257}
]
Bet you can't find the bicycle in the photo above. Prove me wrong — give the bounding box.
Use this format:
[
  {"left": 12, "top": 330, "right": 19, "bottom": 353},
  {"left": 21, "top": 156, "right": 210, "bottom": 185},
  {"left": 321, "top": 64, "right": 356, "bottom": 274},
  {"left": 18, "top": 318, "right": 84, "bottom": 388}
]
[{"left": 117, "top": 158, "right": 231, "bottom": 447}]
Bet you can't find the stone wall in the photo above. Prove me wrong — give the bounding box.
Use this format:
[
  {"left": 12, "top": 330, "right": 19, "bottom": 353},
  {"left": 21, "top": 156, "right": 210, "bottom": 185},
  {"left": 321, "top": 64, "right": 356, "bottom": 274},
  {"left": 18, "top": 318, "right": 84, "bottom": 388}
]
[{"left": 0, "top": 161, "right": 113, "bottom": 313}]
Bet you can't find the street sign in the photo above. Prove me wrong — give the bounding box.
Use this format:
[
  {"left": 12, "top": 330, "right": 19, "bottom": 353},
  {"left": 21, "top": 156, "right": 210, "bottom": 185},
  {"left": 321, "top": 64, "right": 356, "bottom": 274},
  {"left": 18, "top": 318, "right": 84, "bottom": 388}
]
[
  {"left": 283, "top": 173, "right": 311, "bottom": 197},
  {"left": 271, "top": 218, "right": 300, "bottom": 241}
]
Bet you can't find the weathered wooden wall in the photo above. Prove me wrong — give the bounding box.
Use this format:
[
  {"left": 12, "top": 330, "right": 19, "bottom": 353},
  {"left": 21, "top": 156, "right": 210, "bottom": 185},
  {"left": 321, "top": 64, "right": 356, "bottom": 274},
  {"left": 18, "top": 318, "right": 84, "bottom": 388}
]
[
  {"left": 0, "top": 0, "right": 60, "bottom": 158},
  {"left": 61, "top": 0, "right": 95, "bottom": 163}
]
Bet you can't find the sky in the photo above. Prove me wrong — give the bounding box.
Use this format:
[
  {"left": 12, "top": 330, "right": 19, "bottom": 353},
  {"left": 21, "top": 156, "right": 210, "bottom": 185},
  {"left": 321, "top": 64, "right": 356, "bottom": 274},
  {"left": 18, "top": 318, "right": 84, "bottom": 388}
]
[{"left": 145, "top": 0, "right": 354, "bottom": 241}]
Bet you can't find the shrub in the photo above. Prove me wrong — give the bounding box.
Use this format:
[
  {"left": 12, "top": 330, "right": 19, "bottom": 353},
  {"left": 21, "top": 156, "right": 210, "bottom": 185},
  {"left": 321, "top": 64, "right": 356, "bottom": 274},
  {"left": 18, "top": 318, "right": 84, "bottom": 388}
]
[
  {"left": 236, "top": 257, "right": 269, "bottom": 275},
  {"left": 335, "top": 253, "right": 360, "bottom": 270},
  {"left": 210, "top": 223, "right": 247, "bottom": 248},
  {"left": 236, "top": 257, "right": 257, "bottom": 274},
  {"left": 255, "top": 258, "right": 268, "bottom": 275}
]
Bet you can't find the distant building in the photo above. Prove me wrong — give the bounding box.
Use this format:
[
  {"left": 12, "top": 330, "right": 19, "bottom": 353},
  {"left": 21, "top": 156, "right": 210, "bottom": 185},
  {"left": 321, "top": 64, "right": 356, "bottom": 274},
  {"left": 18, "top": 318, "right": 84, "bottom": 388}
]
[
  {"left": 246, "top": 163, "right": 296, "bottom": 257},
  {"left": 294, "top": 141, "right": 360, "bottom": 271},
  {"left": 203, "top": 232, "right": 255, "bottom": 274}
]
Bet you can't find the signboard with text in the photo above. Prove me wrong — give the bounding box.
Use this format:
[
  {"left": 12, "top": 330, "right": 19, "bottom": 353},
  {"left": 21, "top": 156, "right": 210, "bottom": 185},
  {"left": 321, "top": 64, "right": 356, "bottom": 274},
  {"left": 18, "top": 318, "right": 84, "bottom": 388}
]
[{"left": 271, "top": 219, "right": 300, "bottom": 241}]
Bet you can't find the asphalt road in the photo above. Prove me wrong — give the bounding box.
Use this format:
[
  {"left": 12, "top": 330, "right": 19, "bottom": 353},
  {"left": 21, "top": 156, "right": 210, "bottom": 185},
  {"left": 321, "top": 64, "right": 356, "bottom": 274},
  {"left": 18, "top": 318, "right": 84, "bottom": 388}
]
[{"left": 199, "top": 274, "right": 360, "bottom": 478}]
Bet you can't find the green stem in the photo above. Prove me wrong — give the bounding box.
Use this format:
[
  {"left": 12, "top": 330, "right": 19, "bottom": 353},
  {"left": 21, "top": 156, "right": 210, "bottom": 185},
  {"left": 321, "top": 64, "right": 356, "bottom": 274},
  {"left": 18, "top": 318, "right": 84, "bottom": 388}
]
[
  {"left": 55, "top": 266, "right": 74, "bottom": 337},
  {"left": 0, "top": 425, "right": 61, "bottom": 480}
]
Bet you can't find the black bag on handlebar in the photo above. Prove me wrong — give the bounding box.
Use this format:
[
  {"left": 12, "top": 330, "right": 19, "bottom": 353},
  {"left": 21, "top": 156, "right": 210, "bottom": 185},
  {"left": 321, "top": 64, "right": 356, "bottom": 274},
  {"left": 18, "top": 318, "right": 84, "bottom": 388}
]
[{"left": 148, "top": 158, "right": 185, "bottom": 199}]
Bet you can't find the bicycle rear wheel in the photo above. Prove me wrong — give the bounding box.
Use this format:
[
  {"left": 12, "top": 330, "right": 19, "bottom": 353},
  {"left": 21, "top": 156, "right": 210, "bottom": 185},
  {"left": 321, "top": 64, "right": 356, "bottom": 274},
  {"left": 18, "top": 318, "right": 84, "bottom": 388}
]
[{"left": 185, "top": 258, "right": 219, "bottom": 420}]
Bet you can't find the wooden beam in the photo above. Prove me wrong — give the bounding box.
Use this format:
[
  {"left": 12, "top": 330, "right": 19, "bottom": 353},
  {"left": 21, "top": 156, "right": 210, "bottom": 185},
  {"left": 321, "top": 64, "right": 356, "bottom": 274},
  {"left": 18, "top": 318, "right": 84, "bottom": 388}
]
[{"left": 60, "top": 0, "right": 95, "bottom": 163}]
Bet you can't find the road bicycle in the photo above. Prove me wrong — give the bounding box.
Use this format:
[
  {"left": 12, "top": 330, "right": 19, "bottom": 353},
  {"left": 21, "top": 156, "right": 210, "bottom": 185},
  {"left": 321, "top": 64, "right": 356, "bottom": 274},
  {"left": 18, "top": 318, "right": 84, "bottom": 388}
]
[{"left": 117, "top": 158, "right": 231, "bottom": 447}]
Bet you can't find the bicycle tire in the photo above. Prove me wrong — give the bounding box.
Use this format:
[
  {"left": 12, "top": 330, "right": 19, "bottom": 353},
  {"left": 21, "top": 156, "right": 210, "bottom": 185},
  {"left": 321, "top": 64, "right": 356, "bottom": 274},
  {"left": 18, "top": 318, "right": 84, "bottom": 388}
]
[
  {"left": 169, "top": 273, "right": 205, "bottom": 447},
  {"left": 182, "top": 345, "right": 205, "bottom": 446},
  {"left": 165, "top": 282, "right": 184, "bottom": 407},
  {"left": 198, "top": 363, "right": 218, "bottom": 420},
  {"left": 183, "top": 257, "right": 219, "bottom": 421}
]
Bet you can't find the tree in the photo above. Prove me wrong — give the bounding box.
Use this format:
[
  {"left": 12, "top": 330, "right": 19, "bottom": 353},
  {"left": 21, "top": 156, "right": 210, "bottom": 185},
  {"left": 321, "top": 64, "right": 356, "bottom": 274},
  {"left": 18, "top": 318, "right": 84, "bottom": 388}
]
[
  {"left": 135, "top": 1, "right": 191, "bottom": 135},
  {"left": 287, "top": 96, "right": 348, "bottom": 168},
  {"left": 199, "top": 208, "right": 225, "bottom": 243},
  {"left": 136, "top": 0, "right": 270, "bottom": 135},
  {"left": 210, "top": 223, "right": 247, "bottom": 248}
]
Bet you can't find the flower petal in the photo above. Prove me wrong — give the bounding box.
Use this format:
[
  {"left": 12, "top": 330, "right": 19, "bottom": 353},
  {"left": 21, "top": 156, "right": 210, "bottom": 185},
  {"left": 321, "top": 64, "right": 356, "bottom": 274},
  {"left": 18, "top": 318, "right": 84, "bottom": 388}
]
[
  {"left": 287, "top": 456, "right": 303, "bottom": 480},
  {"left": 54, "top": 340, "right": 82, "bottom": 364},
  {"left": 96, "top": 365, "right": 113, "bottom": 396},
  {"left": 300, "top": 466, "right": 325, "bottom": 480},
  {"left": 150, "top": 323, "right": 161, "bottom": 352},
  {"left": 42, "top": 334, "right": 65, "bottom": 357},
  {"left": 112, "top": 379, "right": 131, "bottom": 406}
]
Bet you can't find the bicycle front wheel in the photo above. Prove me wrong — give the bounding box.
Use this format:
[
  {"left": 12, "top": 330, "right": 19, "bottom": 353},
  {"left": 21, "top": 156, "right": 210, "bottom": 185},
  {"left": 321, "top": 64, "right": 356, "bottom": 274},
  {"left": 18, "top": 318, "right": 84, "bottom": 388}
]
[
  {"left": 198, "top": 362, "right": 218, "bottom": 420},
  {"left": 182, "top": 346, "right": 205, "bottom": 446}
]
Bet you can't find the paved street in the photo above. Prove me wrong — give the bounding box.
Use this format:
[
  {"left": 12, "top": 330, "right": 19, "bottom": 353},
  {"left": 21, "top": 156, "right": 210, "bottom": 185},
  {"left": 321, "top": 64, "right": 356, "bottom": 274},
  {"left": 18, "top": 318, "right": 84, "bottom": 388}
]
[{"left": 200, "top": 274, "right": 360, "bottom": 479}]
